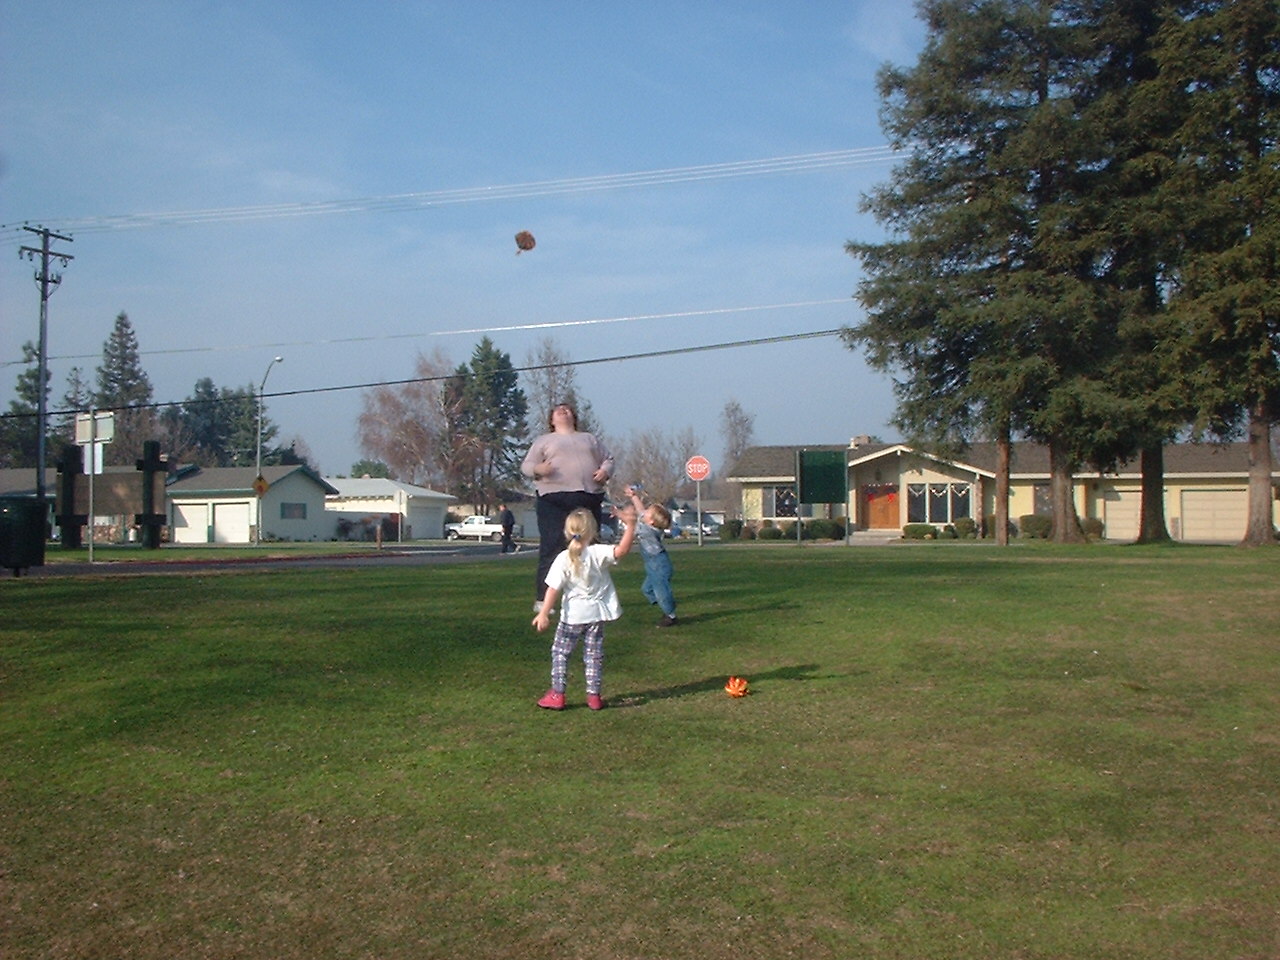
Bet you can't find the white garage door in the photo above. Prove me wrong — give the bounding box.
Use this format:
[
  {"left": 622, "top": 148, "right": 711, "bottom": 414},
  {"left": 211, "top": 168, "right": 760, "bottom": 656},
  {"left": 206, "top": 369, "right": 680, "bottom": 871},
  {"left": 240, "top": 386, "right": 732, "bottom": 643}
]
[
  {"left": 171, "top": 503, "right": 209, "bottom": 544},
  {"left": 213, "top": 502, "right": 252, "bottom": 544},
  {"left": 1180, "top": 488, "right": 1247, "bottom": 542},
  {"left": 1101, "top": 489, "right": 1141, "bottom": 541}
]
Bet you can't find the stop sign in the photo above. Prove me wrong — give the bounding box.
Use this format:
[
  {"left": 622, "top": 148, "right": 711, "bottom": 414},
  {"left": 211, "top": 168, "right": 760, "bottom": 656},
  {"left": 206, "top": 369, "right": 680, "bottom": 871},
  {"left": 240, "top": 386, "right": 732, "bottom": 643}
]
[{"left": 685, "top": 455, "right": 711, "bottom": 483}]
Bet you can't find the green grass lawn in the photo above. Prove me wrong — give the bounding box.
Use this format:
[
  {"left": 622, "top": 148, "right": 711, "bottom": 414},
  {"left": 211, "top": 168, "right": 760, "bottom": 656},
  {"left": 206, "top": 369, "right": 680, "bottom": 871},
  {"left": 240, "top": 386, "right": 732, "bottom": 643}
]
[{"left": 3, "top": 543, "right": 1278, "bottom": 959}]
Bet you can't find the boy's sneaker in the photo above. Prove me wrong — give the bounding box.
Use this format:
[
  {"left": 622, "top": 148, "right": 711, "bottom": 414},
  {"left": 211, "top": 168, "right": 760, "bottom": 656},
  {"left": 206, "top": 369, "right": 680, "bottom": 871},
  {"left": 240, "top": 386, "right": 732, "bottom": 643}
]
[
  {"left": 657, "top": 614, "right": 677, "bottom": 627},
  {"left": 586, "top": 694, "right": 605, "bottom": 711},
  {"left": 537, "top": 689, "right": 566, "bottom": 710}
]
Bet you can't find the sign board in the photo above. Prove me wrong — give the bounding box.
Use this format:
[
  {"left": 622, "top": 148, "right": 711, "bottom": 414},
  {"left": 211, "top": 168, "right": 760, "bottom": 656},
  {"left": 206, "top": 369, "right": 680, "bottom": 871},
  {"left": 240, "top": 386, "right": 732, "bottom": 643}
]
[
  {"left": 797, "top": 449, "right": 847, "bottom": 504},
  {"left": 685, "top": 455, "right": 711, "bottom": 483},
  {"left": 75, "top": 411, "right": 115, "bottom": 444},
  {"left": 253, "top": 475, "right": 269, "bottom": 498}
]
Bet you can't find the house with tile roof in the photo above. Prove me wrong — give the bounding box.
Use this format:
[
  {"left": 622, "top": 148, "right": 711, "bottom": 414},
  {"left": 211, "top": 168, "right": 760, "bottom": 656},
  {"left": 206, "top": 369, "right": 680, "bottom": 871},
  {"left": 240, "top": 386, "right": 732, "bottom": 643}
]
[{"left": 726, "top": 439, "right": 1279, "bottom": 542}]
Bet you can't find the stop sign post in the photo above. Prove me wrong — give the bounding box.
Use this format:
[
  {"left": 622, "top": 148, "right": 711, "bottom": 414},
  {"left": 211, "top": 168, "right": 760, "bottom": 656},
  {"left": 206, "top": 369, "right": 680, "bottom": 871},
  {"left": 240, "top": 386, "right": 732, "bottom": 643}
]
[{"left": 685, "top": 456, "right": 712, "bottom": 544}]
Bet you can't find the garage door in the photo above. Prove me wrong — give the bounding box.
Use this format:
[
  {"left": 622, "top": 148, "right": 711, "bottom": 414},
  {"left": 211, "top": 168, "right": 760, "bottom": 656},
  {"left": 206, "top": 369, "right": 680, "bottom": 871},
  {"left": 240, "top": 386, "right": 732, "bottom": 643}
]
[
  {"left": 171, "top": 503, "right": 209, "bottom": 544},
  {"left": 1180, "top": 488, "right": 1247, "bottom": 542},
  {"left": 1101, "top": 489, "right": 1141, "bottom": 541},
  {"left": 213, "top": 502, "right": 252, "bottom": 544}
]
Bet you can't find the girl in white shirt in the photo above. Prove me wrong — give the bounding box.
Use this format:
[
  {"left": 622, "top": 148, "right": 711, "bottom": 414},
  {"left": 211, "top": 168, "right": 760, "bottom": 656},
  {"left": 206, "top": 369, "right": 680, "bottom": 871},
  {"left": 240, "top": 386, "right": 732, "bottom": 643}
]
[{"left": 533, "top": 505, "right": 636, "bottom": 711}]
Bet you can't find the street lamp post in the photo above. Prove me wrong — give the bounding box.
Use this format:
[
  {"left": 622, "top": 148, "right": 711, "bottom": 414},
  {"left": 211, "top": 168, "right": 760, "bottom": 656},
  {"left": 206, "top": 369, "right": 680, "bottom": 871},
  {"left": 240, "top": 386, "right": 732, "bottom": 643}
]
[{"left": 255, "top": 356, "right": 284, "bottom": 546}]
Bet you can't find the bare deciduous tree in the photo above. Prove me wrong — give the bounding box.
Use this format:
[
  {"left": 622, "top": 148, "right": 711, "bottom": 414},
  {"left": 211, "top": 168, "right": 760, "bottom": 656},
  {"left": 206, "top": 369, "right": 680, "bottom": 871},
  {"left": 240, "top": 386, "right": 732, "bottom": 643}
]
[
  {"left": 719, "top": 398, "right": 755, "bottom": 475},
  {"left": 523, "top": 336, "right": 603, "bottom": 437},
  {"left": 717, "top": 398, "right": 755, "bottom": 513},
  {"left": 612, "top": 425, "right": 700, "bottom": 507},
  {"left": 357, "top": 349, "right": 454, "bottom": 487}
]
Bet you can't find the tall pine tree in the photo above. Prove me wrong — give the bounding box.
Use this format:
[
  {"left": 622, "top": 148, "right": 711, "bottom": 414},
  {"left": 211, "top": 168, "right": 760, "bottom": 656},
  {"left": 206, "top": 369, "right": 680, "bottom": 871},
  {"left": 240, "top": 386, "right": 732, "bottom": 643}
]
[
  {"left": 847, "top": 0, "right": 1118, "bottom": 543},
  {"left": 0, "top": 342, "right": 49, "bottom": 469},
  {"left": 94, "top": 312, "right": 155, "bottom": 466},
  {"left": 441, "top": 338, "right": 528, "bottom": 509},
  {"left": 1157, "top": 0, "right": 1280, "bottom": 545}
]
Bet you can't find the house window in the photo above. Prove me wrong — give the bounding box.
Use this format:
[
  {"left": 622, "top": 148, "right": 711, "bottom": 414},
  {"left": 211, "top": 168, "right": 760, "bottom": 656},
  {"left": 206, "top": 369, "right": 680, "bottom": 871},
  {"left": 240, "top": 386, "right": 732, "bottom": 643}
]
[
  {"left": 906, "top": 483, "right": 973, "bottom": 524},
  {"left": 280, "top": 502, "right": 306, "bottom": 520},
  {"left": 762, "top": 485, "right": 799, "bottom": 519}
]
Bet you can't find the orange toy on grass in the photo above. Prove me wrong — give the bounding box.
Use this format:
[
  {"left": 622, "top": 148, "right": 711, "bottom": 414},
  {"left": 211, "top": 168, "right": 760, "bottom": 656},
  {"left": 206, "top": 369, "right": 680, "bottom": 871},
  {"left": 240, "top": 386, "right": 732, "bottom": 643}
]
[{"left": 724, "top": 676, "right": 749, "bottom": 698}]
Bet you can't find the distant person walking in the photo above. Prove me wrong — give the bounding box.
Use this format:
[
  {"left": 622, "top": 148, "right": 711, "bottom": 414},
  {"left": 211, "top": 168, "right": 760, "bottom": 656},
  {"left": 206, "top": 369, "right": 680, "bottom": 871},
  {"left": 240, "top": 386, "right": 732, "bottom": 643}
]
[
  {"left": 625, "top": 484, "right": 678, "bottom": 626},
  {"left": 520, "top": 403, "right": 614, "bottom": 611},
  {"left": 498, "top": 503, "right": 517, "bottom": 553},
  {"left": 533, "top": 504, "right": 636, "bottom": 711}
]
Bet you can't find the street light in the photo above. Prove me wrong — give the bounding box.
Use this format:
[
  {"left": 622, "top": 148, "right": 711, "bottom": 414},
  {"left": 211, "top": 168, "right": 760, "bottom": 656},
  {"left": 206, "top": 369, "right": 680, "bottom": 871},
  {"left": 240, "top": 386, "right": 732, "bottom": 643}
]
[{"left": 255, "top": 355, "right": 284, "bottom": 546}]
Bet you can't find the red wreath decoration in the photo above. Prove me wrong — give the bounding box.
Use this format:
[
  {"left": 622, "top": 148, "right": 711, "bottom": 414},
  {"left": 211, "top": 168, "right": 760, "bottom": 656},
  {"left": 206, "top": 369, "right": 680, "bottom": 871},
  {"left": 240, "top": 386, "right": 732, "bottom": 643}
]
[{"left": 515, "top": 230, "right": 536, "bottom": 254}]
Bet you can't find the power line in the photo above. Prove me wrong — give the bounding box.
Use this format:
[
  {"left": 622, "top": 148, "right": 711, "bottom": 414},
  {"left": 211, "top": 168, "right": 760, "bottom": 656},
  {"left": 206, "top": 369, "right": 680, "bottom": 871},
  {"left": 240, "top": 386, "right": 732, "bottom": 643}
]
[
  {"left": 4, "top": 298, "right": 851, "bottom": 367},
  {"left": 0, "top": 146, "right": 901, "bottom": 242},
  {"left": 1, "top": 327, "right": 846, "bottom": 421}
]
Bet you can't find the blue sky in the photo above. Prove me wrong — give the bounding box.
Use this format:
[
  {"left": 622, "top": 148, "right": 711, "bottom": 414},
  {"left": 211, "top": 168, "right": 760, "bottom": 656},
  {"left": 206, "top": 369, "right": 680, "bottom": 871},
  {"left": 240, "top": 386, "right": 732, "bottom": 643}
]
[{"left": 1, "top": 2, "right": 926, "bottom": 476}]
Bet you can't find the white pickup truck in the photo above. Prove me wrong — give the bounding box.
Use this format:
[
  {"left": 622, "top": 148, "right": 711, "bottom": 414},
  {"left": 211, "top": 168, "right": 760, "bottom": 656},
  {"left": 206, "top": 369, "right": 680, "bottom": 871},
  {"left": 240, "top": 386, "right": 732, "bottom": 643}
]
[{"left": 444, "top": 514, "right": 521, "bottom": 542}]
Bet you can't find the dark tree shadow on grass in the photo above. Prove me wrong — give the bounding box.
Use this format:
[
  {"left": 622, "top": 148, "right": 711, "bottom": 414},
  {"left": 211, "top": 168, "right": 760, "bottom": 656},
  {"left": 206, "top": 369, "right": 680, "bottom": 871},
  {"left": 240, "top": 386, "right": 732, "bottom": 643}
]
[{"left": 608, "top": 663, "right": 828, "bottom": 708}]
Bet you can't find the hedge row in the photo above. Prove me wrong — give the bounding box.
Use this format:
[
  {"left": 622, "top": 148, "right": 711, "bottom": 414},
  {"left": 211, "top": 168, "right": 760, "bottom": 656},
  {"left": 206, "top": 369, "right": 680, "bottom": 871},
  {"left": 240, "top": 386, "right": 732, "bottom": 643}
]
[{"left": 718, "top": 518, "right": 848, "bottom": 541}]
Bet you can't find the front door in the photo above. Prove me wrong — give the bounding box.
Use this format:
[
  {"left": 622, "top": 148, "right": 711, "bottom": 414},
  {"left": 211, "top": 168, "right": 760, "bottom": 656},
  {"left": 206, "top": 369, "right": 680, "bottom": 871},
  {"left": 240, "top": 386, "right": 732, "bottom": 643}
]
[{"left": 863, "top": 484, "right": 899, "bottom": 529}]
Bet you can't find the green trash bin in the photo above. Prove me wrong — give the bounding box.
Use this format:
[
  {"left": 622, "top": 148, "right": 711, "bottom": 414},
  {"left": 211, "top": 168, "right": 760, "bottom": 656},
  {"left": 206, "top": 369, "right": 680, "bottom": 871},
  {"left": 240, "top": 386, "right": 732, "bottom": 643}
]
[{"left": 0, "top": 495, "right": 47, "bottom": 575}]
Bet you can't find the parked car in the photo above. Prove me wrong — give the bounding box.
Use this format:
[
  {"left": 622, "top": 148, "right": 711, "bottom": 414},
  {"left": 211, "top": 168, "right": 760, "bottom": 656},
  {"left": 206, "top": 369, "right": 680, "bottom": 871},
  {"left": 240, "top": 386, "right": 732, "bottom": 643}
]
[{"left": 444, "top": 515, "right": 521, "bottom": 541}]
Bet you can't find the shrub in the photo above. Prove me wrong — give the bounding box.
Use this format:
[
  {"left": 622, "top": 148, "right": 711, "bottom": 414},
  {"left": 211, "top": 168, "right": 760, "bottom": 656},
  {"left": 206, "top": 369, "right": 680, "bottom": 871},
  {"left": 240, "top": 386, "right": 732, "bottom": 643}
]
[
  {"left": 757, "top": 525, "right": 785, "bottom": 540},
  {"left": 903, "top": 523, "right": 938, "bottom": 540},
  {"left": 1020, "top": 514, "right": 1052, "bottom": 539},
  {"left": 806, "top": 518, "right": 845, "bottom": 540},
  {"left": 953, "top": 517, "right": 977, "bottom": 539},
  {"left": 939, "top": 525, "right": 958, "bottom": 539},
  {"left": 1081, "top": 516, "right": 1104, "bottom": 540},
  {"left": 737, "top": 523, "right": 757, "bottom": 541},
  {"left": 720, "top": 519, "right": 744, "bottom": 541}
]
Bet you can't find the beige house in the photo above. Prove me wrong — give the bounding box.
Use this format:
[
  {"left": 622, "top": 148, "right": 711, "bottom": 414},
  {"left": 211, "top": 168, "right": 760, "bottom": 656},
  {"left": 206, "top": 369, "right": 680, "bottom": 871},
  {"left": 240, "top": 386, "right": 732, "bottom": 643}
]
[{"left": 727, "top": 439, "right": 1279, "bottom": 543}]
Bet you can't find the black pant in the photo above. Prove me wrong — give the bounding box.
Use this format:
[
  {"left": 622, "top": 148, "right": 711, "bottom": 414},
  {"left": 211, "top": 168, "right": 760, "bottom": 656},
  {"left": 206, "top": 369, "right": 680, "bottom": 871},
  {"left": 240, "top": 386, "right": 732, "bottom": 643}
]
[
  {"left": 501, "top": 526, "right": 515, "bottom": 553},
  {"left": 534, "top": 490, "right": 605, "bottom": 600}
]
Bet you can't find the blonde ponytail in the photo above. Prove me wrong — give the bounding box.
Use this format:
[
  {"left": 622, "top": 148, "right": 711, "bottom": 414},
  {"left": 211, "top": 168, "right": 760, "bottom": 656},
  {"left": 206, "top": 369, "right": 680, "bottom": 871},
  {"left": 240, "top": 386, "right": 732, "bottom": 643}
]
[{"left": 563, "top": 508, "right": 598, "bottom": 579}]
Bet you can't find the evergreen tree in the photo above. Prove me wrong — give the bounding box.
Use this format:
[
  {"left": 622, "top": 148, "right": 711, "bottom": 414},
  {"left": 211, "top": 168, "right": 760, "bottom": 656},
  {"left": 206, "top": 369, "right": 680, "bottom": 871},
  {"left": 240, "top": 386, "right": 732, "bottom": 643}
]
[
  {"left": 847, "top": 0, "right": 1116, "bottom": 542},
  {"left": 1156, "top": 0, "right": 1280, "bottom": 545},
  {"left": 176, "top": 377, "right": 268, "bottom": 467},
  {"left": 843, "top": 0, "right": 1225, "bottom": 544},
  {"left": 95, "top": 312, "right": 152, "bottom": 409},
  {"left": 448, "top": 337, "right": 528, "bottom": 509},
  {"left": 349, "top": 459, "right": 392, "bottom": 479},
  {"left": 93, "top": 312, "right": 156, "bottom": 466},
  {"left": 0, "top": 342, "right": 48, "bottom": 469}
]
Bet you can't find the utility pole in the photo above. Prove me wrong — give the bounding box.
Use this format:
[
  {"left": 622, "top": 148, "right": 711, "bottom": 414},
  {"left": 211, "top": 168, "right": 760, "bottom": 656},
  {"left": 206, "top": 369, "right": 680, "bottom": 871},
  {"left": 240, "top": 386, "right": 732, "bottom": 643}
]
[{"left": 18, "top": 226, "right": 74, "bottom": 502}]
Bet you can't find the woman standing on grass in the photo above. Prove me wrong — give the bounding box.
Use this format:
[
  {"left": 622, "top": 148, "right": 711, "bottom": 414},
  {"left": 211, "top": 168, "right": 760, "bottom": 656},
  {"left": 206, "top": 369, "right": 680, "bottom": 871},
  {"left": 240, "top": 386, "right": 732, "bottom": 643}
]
[
  {"left": 532, "top": 505, "right": 636, "bottom": 711},
  {"left": 520, "top": 403, "right": 614, "bottom": 612}
]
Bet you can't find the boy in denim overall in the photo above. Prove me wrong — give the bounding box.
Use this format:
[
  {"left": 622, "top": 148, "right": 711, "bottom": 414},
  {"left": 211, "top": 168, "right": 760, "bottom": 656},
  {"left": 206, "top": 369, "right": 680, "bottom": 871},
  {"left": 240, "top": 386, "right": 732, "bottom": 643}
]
[{"left": 624, "top": 485, "right": 677, "bottom": 627}]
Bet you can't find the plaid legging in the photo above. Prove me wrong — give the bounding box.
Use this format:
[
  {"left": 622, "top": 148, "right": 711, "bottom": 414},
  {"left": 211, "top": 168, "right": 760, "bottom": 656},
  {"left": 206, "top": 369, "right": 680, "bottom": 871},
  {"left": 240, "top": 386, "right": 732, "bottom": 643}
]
[{"left": 549, "top": 620, "right": 606, "bottom": 695}]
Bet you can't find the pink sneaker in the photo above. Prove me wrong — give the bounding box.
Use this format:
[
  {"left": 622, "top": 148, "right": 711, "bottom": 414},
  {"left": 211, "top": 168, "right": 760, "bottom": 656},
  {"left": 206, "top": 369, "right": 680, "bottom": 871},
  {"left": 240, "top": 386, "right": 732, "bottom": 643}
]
[
  {"left": 586, "top": 694, "right": 605, "bottom": 711},
  {"left": 537, "top": 689, "right": 566, "bottom": 710}
]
